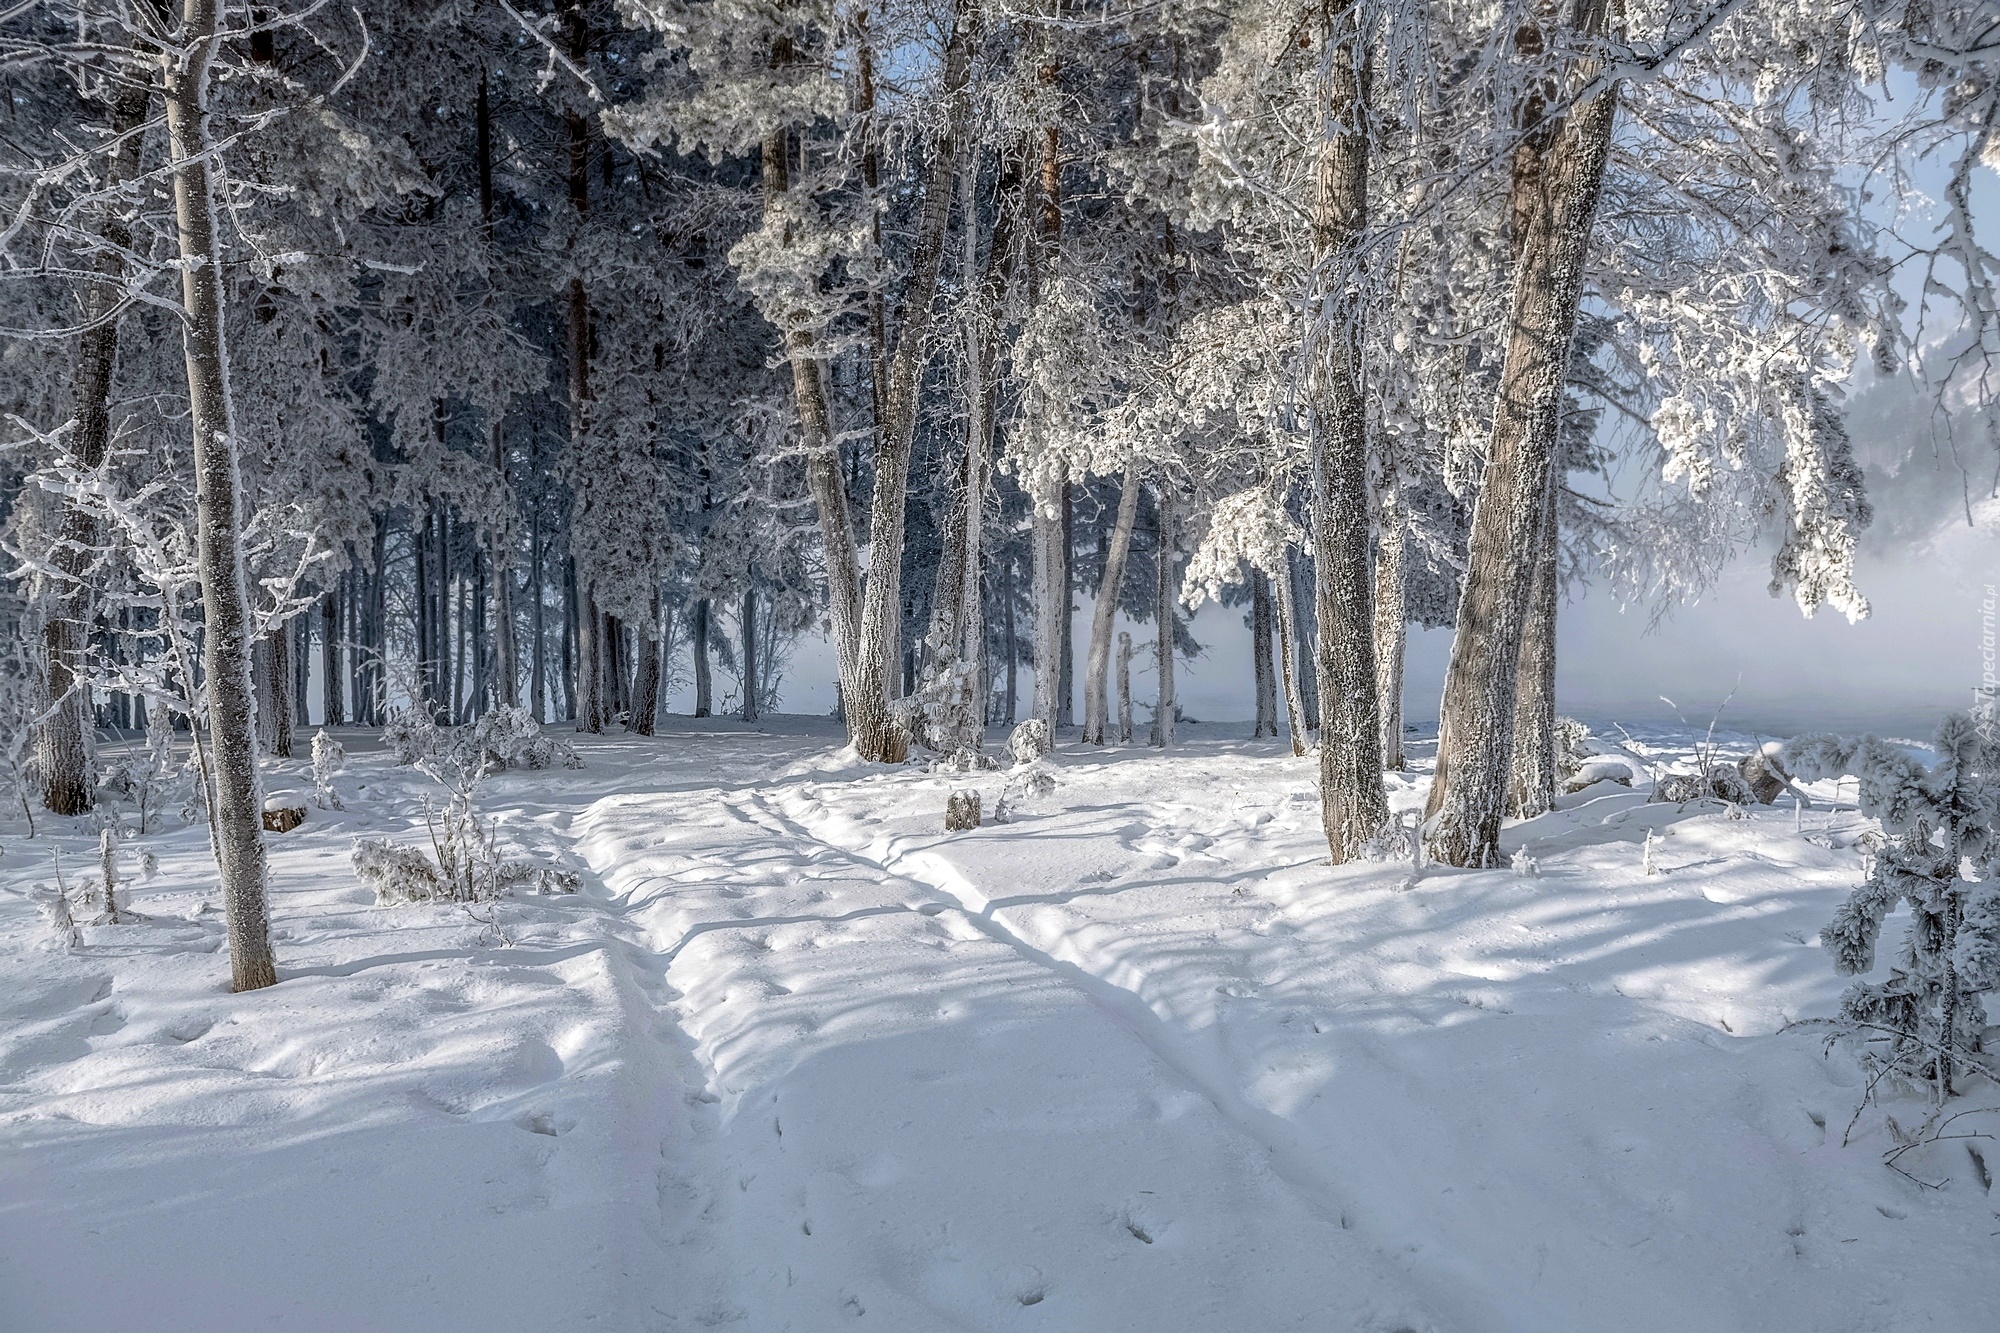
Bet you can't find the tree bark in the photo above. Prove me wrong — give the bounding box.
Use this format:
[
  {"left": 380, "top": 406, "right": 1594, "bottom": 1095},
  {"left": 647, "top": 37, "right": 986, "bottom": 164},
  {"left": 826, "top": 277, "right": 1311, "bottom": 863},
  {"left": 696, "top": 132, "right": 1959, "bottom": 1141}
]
[
  {"left": 1115, "top": 630, "right": 1135, "bottom": 743},
  {"left": 1031, "top": 473, "right": 1066, "bottom": 746},
  {"left": 1002, "top": 552, "right": 1018, "bottom": 724},
  {"left": 488, "top": 430, "right": 519, "bottom": 710},
  {"left": 1374, "top": 476, "right": 1408, "bottom": 772},
  {"left": 38, "top": 76, "right": 152, "bottom": 814},
  {"left": 267, "top": 628, "right": 294, "bottom": 758},
  {"left": 1057, "top": 482, "right": 1074, "bottom": 728},
  {"left": 321, "top": 584, "right": 344, "bottom": 726},
  {"left": 759, "top": 115, "right": 862, "bottom": 731},
  {"left": 843, "top": 0, "right": 981, "bottom": 762},
  {"left": 530, "top": 505, "right": 547, "bottom": 721},
  {"left": 1288, "top": 548, "right": 1320, "bottom": 731},
  {"left": 162, "top": 0, "right": 276, "bottom": 991},
  {"left": 1307, "top": 8, "right": 1387, "bottom": 861},
  {"left": 1427, "top": 1, "right": 1618, "bottom": 867},
  {"left": 1509, "top": 482, "right": 1559, "bottom": 816},
  {"left": 1252, "top": 572, "right": 1278, "bottom": 740},
  {"left": 692, "top": 599, "right": 712, "bottom": 717},
  {"left": 1083, "top": 465, "right": 1140, "bottom": 744},
  {"left": 741, "top": 588, "right": 759, "bottom": 723},
  {"left": 1150, "top": 486, "right": 1176, "bottom": 749},
  {"left": 631, "top": 587, "right": 662, "bottom": 736},
  {"left": 1271, "top": 559, "right": 1310, "bottom": 756}
]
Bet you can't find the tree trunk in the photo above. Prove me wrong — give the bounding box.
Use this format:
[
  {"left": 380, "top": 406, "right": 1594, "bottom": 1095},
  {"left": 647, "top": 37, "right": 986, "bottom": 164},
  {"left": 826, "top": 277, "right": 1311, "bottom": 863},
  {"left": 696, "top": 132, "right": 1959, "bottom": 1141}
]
[
  {"left": 37, "top": 74, "right": 150, "bottom": 816},
  {"left": 1509, "top": 483, "right": 1559, "bottom": 816},
  {"left": 844, "top": 0, "right": 980, "bottom": 763},
  {"left": 1058, "top": 482, "right": 1074, "bottom": 729},
  {"left": 162, "top": 0, "right": 277, "bottom": 991},
  {"left": 267, "top": 628, "right": 294, "bottom": 759},
  {"left": 1288, "top": 548, "right": 1320, "bottom": 731},
  {"left": 530, "top": 506, "right": 547, "bottom": 721},
  {"left": 1306, "top": 8, "right": 1386, "bottom": 862},
  {"left": 1116, "top": 630, "right": 1134, "bottom": 744},
  {"left": 1252, "top": 572, "right": 1278, "bottom": 739},
  {"left": 741, "top": 588, "right": 759, "bottom": 723},
  {"left": 561, "top": 557, "right": 577, "bottom": 722},
  {"left": 1428, "top": 2, "right": 1618, "bottom": 867},
  {"left": 322, "top": 584, "right": 344, "bottom": 726},
  {"left": 1272, "top": 559, "right": 1310, "bottom": 756},
  {"left": 1150, "top": 486, "right": 1176, "bottom": 749},
  {"left": 1030, "top": 472, "right": 1066, "bottom": 747},
  {"left": 1374, "top": 476, "right": 1408, "bottom": 772},
  {"left": 1083, "top": 464, "right": 1140, "bottom": 744},
  {"left": 692, "top": 599, "right": 712, "bottom": 717},
  {"left": 1002, "top": 552, "right": 1018, "bottom": 724},
  {"left": 295, "top": 611, "right": 311, "bottom": 731},
  {"left": 631, "top": 587, "right": 661, "bottom": 736},
  {"left": 760, "top": 119, "right": 862, "bottom": 727}
]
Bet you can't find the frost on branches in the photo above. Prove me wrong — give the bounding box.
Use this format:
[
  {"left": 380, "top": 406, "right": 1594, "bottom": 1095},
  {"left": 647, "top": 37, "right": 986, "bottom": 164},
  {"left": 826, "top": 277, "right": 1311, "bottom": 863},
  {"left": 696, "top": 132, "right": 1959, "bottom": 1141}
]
[{"left": 1787, "top": 713, "right": 2000, "bottom": 1100}]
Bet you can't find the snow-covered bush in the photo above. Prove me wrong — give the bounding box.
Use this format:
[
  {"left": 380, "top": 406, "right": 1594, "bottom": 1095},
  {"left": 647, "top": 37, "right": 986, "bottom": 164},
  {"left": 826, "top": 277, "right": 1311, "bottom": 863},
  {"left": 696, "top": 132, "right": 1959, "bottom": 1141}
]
[
  {"left": 386, "top": 703, "right": 577, "bottom": 775},
  {"left": 310, "top": 729, "right": 345, "bottom": 810},
  {"left": 469, "top": 704, "right": 579, "bottom": 773},
  {"left": 1008, "top": 719, "right": 1051, "bottom": 766},
  {"left": 1656, "top": 763, "right": 1752, "bottom": 806},
  {"left": 1786, "top": 713, "right": 2000, "bottom": 1100}
]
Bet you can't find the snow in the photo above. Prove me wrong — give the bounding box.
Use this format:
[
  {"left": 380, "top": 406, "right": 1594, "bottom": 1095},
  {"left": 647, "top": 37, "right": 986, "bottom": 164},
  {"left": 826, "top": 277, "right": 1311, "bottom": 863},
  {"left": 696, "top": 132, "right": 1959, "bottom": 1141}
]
[{"left": 2, "top": 718, "right": 1995, "bottom": 1331}]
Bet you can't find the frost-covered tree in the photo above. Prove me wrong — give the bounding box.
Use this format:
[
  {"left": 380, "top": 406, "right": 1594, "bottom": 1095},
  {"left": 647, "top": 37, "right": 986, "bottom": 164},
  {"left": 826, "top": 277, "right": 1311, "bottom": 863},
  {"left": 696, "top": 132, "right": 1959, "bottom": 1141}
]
[{"left": 1789, "top": 713, "right": 2000, "bottom": 1100}]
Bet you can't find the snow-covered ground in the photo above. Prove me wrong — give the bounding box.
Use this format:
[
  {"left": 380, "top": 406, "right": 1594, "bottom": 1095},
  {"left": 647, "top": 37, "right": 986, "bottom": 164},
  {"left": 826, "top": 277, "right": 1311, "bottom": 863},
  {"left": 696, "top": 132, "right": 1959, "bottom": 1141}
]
[{"left": 2, "top": 718, "right": 1995, "bottom": 1331}]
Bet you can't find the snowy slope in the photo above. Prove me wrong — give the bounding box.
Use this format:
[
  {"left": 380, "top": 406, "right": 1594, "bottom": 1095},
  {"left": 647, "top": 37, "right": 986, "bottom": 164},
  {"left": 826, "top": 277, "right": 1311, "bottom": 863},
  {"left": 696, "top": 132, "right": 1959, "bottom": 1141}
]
[{"left": 1, "top": 719, "right": 1995, "bottom": 1331}]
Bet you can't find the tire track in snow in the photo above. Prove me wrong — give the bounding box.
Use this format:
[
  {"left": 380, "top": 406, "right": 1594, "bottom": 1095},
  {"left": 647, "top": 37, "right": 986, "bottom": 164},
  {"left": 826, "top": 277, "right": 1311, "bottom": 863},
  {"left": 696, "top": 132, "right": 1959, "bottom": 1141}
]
[{"left": 752, "top": 786, "right": 1455, "bottom": 1329}]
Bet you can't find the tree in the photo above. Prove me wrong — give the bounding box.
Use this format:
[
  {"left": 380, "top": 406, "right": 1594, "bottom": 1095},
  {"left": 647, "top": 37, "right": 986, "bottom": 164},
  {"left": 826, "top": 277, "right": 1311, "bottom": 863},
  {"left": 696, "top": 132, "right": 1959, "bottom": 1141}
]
[{"left": 160, "top": 0, "right": 279, "bottom": 990}]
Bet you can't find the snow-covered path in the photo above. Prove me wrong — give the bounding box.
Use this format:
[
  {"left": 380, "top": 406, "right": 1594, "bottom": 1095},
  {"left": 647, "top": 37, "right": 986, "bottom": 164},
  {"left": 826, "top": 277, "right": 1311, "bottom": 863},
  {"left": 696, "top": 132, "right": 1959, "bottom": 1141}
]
[{"left": 3, "top": 719, "right": 1996, "bottom": 1330}]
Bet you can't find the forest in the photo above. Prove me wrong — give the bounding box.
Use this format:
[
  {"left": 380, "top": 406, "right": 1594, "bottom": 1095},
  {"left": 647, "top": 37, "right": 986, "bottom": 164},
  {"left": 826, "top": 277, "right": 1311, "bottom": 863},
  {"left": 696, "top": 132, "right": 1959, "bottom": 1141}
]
[{"left": 1, "top": 2, "right": 1998, "bottom": 1330}]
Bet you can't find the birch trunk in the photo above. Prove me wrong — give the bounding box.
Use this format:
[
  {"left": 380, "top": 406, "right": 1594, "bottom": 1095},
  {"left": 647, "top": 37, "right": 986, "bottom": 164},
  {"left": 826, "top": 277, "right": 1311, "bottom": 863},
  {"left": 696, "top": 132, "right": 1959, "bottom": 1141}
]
[
  {"left": 163, "top": 0, "right": 276, "bottom": 991},
  {"left": 1083, "top": 465, "right": 1140, "bottom": 744},
  {"left": 1307, "top": 10, "right": 1387, "bottom": 861},
  {"left": 1427, "top": 1, "right": 1618, "bottom": 867},
  {"left": 40, "top": 76, "right": 151, "bottom": 814},
  {"left": 1150, "top": 486, "right": 1176, "bottom": 749},
  {"left": 1252, "top": 572, "right": 1278, "bottom": 740},
  {"left": 1374, "top": 477, "right": 1407, "bottom": 772}
]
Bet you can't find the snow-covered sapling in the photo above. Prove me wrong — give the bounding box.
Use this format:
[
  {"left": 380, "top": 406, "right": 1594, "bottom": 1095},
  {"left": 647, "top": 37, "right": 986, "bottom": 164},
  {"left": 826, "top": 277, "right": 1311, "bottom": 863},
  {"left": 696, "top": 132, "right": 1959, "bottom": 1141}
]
[
  {"left": 99, "top": 827, "right": 120, "bottom": 925},
  {"left": 1787, "top": 714, "right": 2000, "bottom": 1100},
  {"left": 1511, "top": 845, "right": 1539, "bottom": 877},
  {"left": 36, "top": 881, "right": 81, "bottom": 950},
  {"left": 1642, "top": 829, "right": 1659, "bottom": 876},
  {"left": 310, "top": 729, "right": 345, "bottom": 810}
]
